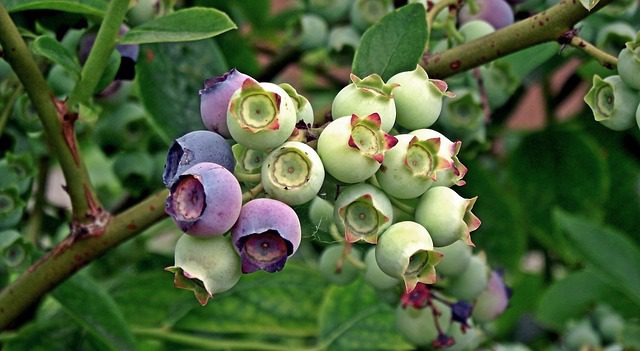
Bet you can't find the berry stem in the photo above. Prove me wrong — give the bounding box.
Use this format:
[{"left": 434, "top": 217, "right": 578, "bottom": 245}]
[
  {"left": 427, "top": 0, "right": 458, "bottom": 28},
  {"left": 568, "top": 35, "right": 618, "bottom": 69},
  {"left": 0, "top": 189, "right": 168, "bottom": 329},
  {"left": 0, "top": 82, "right": 21, "bottom": 136},
  {"left": 0, "top": 5, "right": 102, "bottom": 224},
  {"left": 242, "top": 182, "right": 264, "bottom": 203},
  {"left": 423, "top": 0, "right": 615, "bottom": 78},
  {"left": 329, "top": 224, "right": 367, "bottom": 270},
  {"left": 66, "top": 0, "right": 130, "bottom": 109}
]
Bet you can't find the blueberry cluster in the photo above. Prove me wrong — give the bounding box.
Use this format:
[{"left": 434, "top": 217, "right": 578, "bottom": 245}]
[{"left": 162, "top": 66, "right": 510, "bottom": 348}]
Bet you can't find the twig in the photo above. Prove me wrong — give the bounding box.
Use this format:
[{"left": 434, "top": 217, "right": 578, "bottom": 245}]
[
  {"left": 0, "top": 189, "right": 169, "bottom": 329},
  {"left": 242, "top": 183, "right": 264, "bottom": 203},
  {"left": 423, "top": 0, "right": 615, "bottom": 78},
  {"left": 0, "top": 5, "right": 101, "bottom": 224},
  {"left": 568, "top": 35, "right": 617, "bottom": 69},
  {"left": 66, "top": 0, "right": 130, "bottom": 108}
]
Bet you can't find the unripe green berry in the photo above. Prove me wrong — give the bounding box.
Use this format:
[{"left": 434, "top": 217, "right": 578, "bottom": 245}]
[
  {"left": 290, "top": 14, "right": 329, "bottom": 50},
  {"left": 334, "top": 183, "right": 393, "bottom": 243},
  {"left": 376, "top": 134, "right": 446, "bottom": 199},
  {"left": 317, "top": 114, "right": 397, "bottom": 183},
  {"left": 618, "top": 33, "right": 640, "bottom": 90},
  {"left": 415, "top": 186, "right": 481, "bottom": 247},
  {"left": 227, "top": 80, "right": 297, "bottom": 151},
  {"left": 350, "top": 0, "right": 393, "bottom": 32},
  {"left": 279, "top": 83, "right": 315, "bottom": 125},
  {"left": 395, "top": 300, "right": 451, "bottom": 346},
  {"left": 445, "top": 255, "right": 490, "bottom": 301},
  {"left": 319, "top": 244, "right": 362, "bottom": 285},
  {"left": 308, "top": 196, "right": 335, "bottom": 233},
  {"left": 332, "top": 74, "right": 397, "bottom": 132},
  {"left": 564, "top": 320, "right": 601, "bottom": 351},
  {"left": 387, "top": 65, "right": 453, "bottom": 130},
  {"left": 447, "top": 321, "right": 481, "bottom": 351},
  {"left": 459, "top": 20, "right": 495, "bottom": 42},
  {"left": 376, "top": 221, "right": 442, "bottom": 292},
  {"left": 436, "top": 240, "right": 472, "bottom": 277},
  {"left": 261, "top": 141, "right": 325, "bottom": 206},
  {"left": 364, "top": 247, "right": 400, "bottom": 290},
  {"left": 409, "top": 129, "right": 467, "bottom": 187},
  {"left": 584, "top": 75, "right": 640, "bottom": 131},
  {"left": 166, "top": 234, "right": 242, "bottom": 305}
]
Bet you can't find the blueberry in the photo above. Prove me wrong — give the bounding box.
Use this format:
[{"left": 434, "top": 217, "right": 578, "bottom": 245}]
[
  {"left": 231, "top": 199, "right": 301, "bottom": 273},
  {"left": 200, "top": 68, "right": 257, "bottom": 138},
  {"left": 332, "top": 74, "right": 397, "bottom": 132},
  {"left": 472, "top": 270, "right": 511, "bottom": 322},
  {"left": 165, "top": 162, "right": 242, "bottom": 236},
  {"left": 458, "top": 0, "right": 514, "bottom": 30},
  {"left": 334, "top": 183, "right": 393, "bottom": 243},
  {"left": 162, "top": 130, "right": 235, "bottom": 188}
]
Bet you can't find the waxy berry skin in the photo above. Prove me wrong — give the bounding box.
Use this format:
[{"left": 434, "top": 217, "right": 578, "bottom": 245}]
[
  {"left": 333, "top": 183, "right": 393, "bottom": 244},
  {"left": 261, "top": 141, "right": 325, "bottom": 206},
  {"left": 584, "top": 75, "right": 640, "bottom": 131},
  {"left": 332, "top": 74, "right": 398, "bottom": 132},
  {"left": 231, "top": 199, "right": 301, "bottom": 274},
  {"left": 415, "top": 186, "right": 481, "bottom": 247},
  {"left": 472, "top": 270, "right": 511, "bottom": 322},
  {"left": 375, "top": 221, "right": 442, "bottom": 292},
  {"left": 446, "top": 255, "right": 490, "bottom": 301},
  {"left": 318, "top": 245, "right": 362, "bottom": 285},
  {"left": 618, "top": 34, "right": 640, "bottom": 90},
  {"left": 162, "top": 130, "right": 235, "bottom": 188},
  {"left": 396, "top": 299, "right": 451, "bottom": 346},
  {"left": 200, "top": 68, "right": 257, "bottom": 138},
  {"left": 317, "top": 114, "right": 397, "bottom": 184},
  {"left": 227, "top": 80, "right": 297, "bottom": 151},
  {"left": 166, "top": 234, "right": 242, "bottom": 306},
  {"left": 387, "top": 65, "right": 453, "bottom": 130},
  {"left": 435, "top": 240, "right": 472, "bottom": 277},
  {"left": 165, "top": 162, "right": 242, "bottom": 237}
]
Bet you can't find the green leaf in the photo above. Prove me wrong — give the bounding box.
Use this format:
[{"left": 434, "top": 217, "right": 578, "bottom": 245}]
[
  {"left": 508, "top": 126, "right": 610, "bottom": 235},
  {"left": 136, "top": 39, "right": 228, "bottom": 139},
  {"left": 176, "top": 263, "right": 327, "bottom": 337},
  {"left": 500, "top": 42, "right": 559, "bottom": 81},
  {"left": 352, "top": 3, "right": 427, "bottom": 81},
  {"left": 318, "top": 278, "right": 412, "bottom": 350},
  {"left": 120, "top": 8, "right": 237, "bottom": 45},
  {"left": 3, "top": 312, "right": 88, "bottom": 351},
  {"left": 3, "top": 0, "right": 107, "bottom": 16},
  {"left": 52, "top": 273, "right": 137, "bottom": 351},
  {"left": 31, "top": 36, "right": 81, "bottom": 77},
  {"left": 460, "top": 158, "right": 526, "bottom": 270},
  {"left": 554, "top": 210, "right": 640, "bottom": 307},
  {"left": 536, "top": 269, "right": 610, "bottom": 330},
  {"left": 111, "top": 270, "right": 198, "bottom": 328}
]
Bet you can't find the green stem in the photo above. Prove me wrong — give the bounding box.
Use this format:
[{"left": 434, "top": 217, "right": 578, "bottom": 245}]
[
  {"left": 133, "top": 327, "right": 297, "bottom": 351},
  {"left": 328, "top": 224, "right": 367, "bottom": 270},
  {"left": 569, "top": 35, "right": 618, "bottom": 69},
  {"left": 0, "top": 189, "right": 169, "bottom": 330},
  {"left": 235, "top": 171, "right": 262, "bottom": 183},
  {"left": 427, "top": 0, "right": 457, "bottom": 27},
  {"left": 423, "top": 0, "right": 615, "bottom": 78},
  {"left": 0, "top": 5, "right": 100, "bottom": 223},
  {"left": 0, "top": 83, "right": 21, "bottom": 136},
  {"left": 66, "top": 0, "right": 130, "bottom": 109},
  {"left": 242, "top": 182, "right": 264, "bottom": 203}
]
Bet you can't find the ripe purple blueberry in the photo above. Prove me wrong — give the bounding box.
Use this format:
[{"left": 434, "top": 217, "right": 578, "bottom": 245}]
[
  {"left": 317, "top": 114, "right": 398, "bottom": 183},
  {"left": 231, "top": 199, "right": 301, "bottom": 273},
  {"left": 200, "top": 68, "right": 257, "bottom": 138},
  {"left": 165, "top": 162, "right": 242, "bottom": 236},
  {"left": 166, "top": 234, "right": 241, "bottom": 305},
  {"left": 162, "top": 130, "right": 235, "bottom": 187}
]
